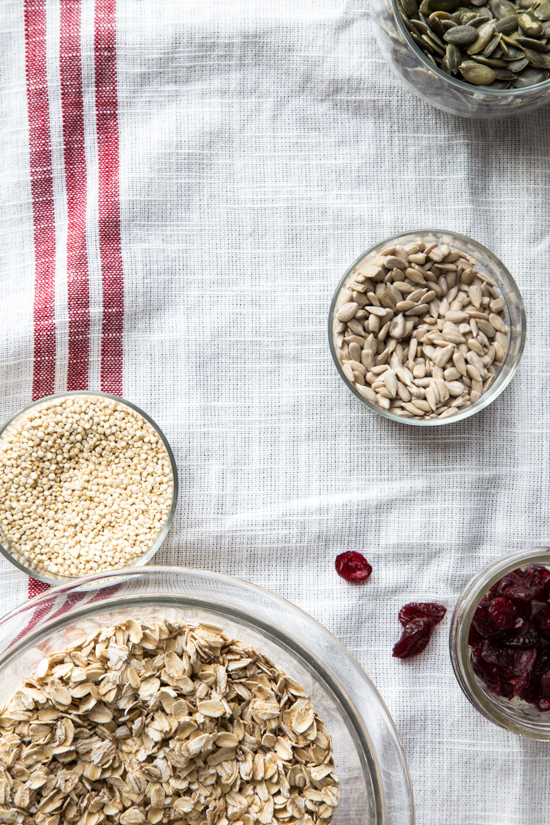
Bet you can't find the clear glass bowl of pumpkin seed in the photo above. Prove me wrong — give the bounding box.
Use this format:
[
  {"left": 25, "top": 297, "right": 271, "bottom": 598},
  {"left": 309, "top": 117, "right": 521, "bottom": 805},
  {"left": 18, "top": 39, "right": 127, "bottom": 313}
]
[
  {"left": 371, "top": 0, "right": 550, "bottom": 117},
  {"left": 328, "top": 230, "right": 526, "bottom": 425}
]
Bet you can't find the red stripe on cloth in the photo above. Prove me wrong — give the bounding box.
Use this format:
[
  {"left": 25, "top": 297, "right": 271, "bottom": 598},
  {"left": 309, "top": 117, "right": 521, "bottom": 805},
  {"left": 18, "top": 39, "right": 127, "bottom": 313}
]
[
  {"left": 60, "top": 0, "right": 90, "bottom": 391},
  {"left": 95, "top": 0, "right": 124, "bottom": 396},
  {"left": 24, "top": 0, "right": 57, "bottom": 401},
  {"left": 25, "top": 0, "right": 57, "bottom": 599}
]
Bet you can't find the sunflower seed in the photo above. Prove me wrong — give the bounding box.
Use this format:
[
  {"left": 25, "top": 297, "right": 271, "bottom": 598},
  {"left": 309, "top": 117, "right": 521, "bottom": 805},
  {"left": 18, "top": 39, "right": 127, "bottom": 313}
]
[{"left": 333, "top": 235, "right": 511, "bottom": 421}]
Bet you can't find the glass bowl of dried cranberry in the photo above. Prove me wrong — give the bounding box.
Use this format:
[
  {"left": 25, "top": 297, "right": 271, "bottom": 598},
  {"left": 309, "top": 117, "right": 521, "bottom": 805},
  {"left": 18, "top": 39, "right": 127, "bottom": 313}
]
[{"left": 450, "top": 548, "right": 550, "bottom": 739}]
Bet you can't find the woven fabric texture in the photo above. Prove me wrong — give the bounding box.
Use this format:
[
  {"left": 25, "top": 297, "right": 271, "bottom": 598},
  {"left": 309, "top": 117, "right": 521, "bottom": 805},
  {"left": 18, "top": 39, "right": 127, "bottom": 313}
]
[{"left": 1, "top": 0, "right": 550, "bottom": 822}]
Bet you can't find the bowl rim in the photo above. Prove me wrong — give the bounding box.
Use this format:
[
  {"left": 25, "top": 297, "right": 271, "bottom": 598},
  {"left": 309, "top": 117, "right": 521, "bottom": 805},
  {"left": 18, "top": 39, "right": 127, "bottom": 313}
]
[
  {"left": 390, "top": 0, "right": 550, "bottom": 98},
  {"left": 0, "top": 564, "right": 416, "bottom": 825},
  {"left": 0, "top": 391, "right": 179, "bottom": 584},
  {"left": 449, "top": 547, "right": 550, "bottom": 739},
  {"left": 328, "top": 228, "right": 527, "bottom": 427}
]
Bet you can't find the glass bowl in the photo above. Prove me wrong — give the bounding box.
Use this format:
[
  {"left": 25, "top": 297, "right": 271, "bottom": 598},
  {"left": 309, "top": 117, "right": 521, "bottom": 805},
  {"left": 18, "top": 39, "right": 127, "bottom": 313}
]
[
  {"left": 450, "top": 547, "right": 550, "bottom": 739},
  {"left": 328, "top": 229, "right": 526, "bottom": 427},
  {"left": 370, "top": 0, "right": 550, "bottom": 118},
  {"left": 0, "top": 567, "right": 415, "bottom": 824},
  {"left": 0, "top": 391, "right": 178, "bottom": 585}
]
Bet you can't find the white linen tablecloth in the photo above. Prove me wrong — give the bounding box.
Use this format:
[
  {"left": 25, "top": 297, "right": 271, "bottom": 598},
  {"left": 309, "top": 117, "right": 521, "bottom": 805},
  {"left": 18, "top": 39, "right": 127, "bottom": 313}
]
[{"left": 1, "top": 0, "right": 550, "bottom": 822}]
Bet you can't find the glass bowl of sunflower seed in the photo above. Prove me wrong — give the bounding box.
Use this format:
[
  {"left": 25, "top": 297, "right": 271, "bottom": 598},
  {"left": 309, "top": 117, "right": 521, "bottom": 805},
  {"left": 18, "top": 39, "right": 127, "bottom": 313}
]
[
  {"left": 0, "top": 567, "right": 415, "bottom": 825},
  {"left": 329, "top": 230, "right": 526, "bottom": 424},
  {"left": 371, "top": 0, "right": 550, "bottom": 117}
]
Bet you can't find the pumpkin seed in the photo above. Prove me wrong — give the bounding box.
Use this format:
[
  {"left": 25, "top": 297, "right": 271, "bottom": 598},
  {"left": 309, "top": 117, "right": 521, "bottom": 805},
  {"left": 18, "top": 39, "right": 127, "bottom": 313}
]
[
  {"left": 482, "top": 33, "right": 503, "bottom": 54},
  {"left": 444, "top": 23, "right": 479, "bottom": 43},
  {"left": 495, "top": 14, "right": 520, "bottom": 32},
  {"left": 501, "top": 43, "right": 525, "bottom": 57},
  {"left": 507, "top": 56, "right": 530, "bottom": 69},
  {"left": 467, "top": 20, "right": 497, "bottom": 53},
  {"left": 428, "top": 0, "right": 459, "bottom": 10},
  {"left": 518, "top": 9, "right": 545, "bottom": 33},
  {"left": 429, "top": 11, "right": 448, "bottom": 35},
  {"left": 446, "top": 42, "right": 462, "bottom": 70},
  {"left": 460, "top": 59, "right": 497, "bottom": 81},
  {"left": 472, "top": 53, "right": 507, "bottom": 65},
  {"left": 523, "top": 46, "right": 550, "bottom": 65},
  {"left": 402, "top": 0, "right": 419, "bottom": 15},
  {"left": 493, "top": 66, "right": 518, "bottom": 76},
  {"left": 397, "top": 0, "right": 550, "bottom": 86},
  {"left": 512, "top": 64, "right": 550, "bottom": 81},
  {"left": 535, "top": 0, "right": 550, "bottom": 20},
  {"left": 489, "top": 0, "right": 516, "bottom": 18},
  {"left": 515, "top": 35, "right": 550, "bottom": 50}
]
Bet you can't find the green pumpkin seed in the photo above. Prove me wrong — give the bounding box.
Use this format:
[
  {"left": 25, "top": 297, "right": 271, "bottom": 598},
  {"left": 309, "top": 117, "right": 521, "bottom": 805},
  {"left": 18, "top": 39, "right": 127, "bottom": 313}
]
[
  {"left": 398, "top": 0, "right": 550, "bottom": 89},
  {"left": 428, "top": 0, "right": 459, "bottom": 9},
  {"left": 515, "top": 35, "right": 550, "bottom": 49},
  {"left": 523, "top": 46, "right": 550, "bottom": 64},
  {"left": 518, "top": 10, "right": 545, "bottom": 33},
  {"left": 475, "top": 7, "right": 495, "bottom": 19},
  {"left": 467, "top": 19, "right": 497, "bottom": 52},
  {"left": 472, "top": 53, "right": 508, "bottom": 64},
  {"left": 482, "top": 33, "right": 503, "bottom": 54},
  {"left": 489, "top": 0, "right": 516, "bottom": 17},
  {"left": 493, "top": 66, "right": 518, "bottom": 75},
  {"left": 429, "top": 11, "right": 447, "bottom": 34},
  {"left": 459, "top": 59, "right": 497, "bottom": 80},
  {"left": 507, "top": 55, "right": 530, "bottom": 68},
  {"left": 444, "top": 23, "right": 480, "bottom": 42},
  {"left": 495, "top": 13, "right": 519, "bottom": 32},
  {"left": 412, "top": 18, "right": 430, "bottom": 33},
  {"left": 534, "top": 0, "right": 550, "bottom": 20},
  {"left": 423, "top": 32, "right": 447, "bottom": 52},
  {"left": 512, "top": 64, "right": 550, "bottom": 81},
  {"left": 501, "top": 42, "right": 524, "bottom": 57},
  {"left": 402, "top": 0, "right": 419, "bottom": 15},
  {"left": 446, "top": 42, "right": 463, "bottom": 70}
]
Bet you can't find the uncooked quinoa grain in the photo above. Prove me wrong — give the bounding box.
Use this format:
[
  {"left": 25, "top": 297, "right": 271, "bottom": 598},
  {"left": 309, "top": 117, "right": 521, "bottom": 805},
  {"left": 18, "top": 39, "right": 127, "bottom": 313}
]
[
  {"left": 0, "top": 395, "right": 173, "bottom": 577},
  {"left": 332, "top": 235, "right": 511, "bottom": 420}
]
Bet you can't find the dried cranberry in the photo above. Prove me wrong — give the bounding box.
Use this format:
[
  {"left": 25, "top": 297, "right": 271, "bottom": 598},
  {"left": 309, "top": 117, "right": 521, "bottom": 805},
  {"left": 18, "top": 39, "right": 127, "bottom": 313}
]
[
  {"left": 471, "top": 644, "right": 509, "bottom": 697},
  {"left": 470, "top": 564, "right": 550, "bottom": 710},
  {"left": 398, "top": 602, "right": 447, "bottom": 627},
  {"left": 393, "top": 617, "right": 434, "bottom": 659},
  {"left": 472, "top": 597, "right": 528, "bottom": 641},
  {"left": 472, "top": 641, "right": 536, "bottom": 698},
  {"left": 500, "top": 619, "right": 540, "bottom": 649},
  {"left": 468, "top": 622, "right": 484, "bottom": 647},
  {"left": 521, "top": 648, "right": 550, "bottom": 704},
  {"left": 533, "top": 603, "right": 550, "bottom": 642},
  {"left": 335, "top": 551, "right": 372, "bottom": 583},
  {"left": 492, "top": 565, "right": 550, "bottom": 602}
]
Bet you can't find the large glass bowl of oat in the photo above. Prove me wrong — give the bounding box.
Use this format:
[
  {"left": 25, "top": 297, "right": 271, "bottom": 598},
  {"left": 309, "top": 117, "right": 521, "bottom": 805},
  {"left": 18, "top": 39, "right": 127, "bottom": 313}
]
[
  {"left": 0, "top": 391, "right": 178, "bottom": 584},
  {"left": 370, "top": 0, "right": 550, "bottom": 118},
  {"left": 0, "top": 566, "right": 415, "bottom": 825},
  {"left": 328, "top": 229, "right": 525, "bottom": 426}
]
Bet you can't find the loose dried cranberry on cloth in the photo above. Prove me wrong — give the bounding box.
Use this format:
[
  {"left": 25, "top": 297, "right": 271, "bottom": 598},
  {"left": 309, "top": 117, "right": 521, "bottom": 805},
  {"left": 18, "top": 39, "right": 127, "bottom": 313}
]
[
  {"left": 469, "top": 564, "right": 550, "bottom": 710},
  {"left": 334, "top": 551, "right": 372, "bottom": 583},
  {"left": 393, "top": 602, "right": 447, "bottom": 659}
]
